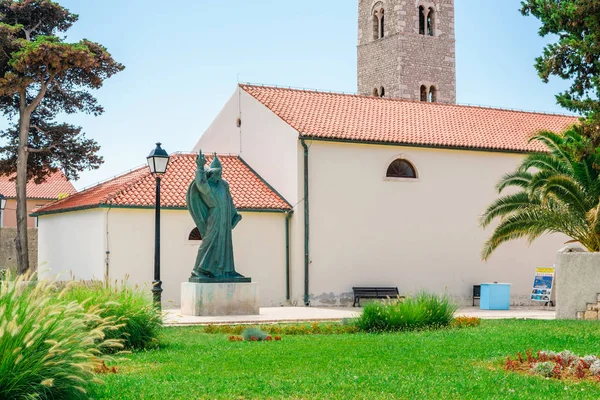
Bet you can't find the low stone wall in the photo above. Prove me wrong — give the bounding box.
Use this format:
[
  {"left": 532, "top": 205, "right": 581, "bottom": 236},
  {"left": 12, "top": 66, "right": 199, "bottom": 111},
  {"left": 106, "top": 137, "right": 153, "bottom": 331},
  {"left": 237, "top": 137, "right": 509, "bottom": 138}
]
[
  {"left": 0, "top": 228, "right": 38, "bottom": 272},
  {"left": 556, "top": 251, "right": 600, "bottom": 319}
]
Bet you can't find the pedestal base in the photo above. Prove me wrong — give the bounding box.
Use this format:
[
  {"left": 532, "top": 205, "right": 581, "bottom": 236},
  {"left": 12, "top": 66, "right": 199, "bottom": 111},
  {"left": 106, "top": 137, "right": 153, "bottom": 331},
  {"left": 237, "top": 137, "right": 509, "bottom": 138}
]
[{"left": 181, "top": 282, "right": 259, "bottom": 316}]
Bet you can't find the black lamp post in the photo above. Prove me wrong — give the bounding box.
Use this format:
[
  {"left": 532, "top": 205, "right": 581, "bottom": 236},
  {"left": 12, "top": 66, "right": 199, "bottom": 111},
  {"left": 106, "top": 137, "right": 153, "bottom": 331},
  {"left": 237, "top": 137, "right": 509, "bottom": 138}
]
[
  {"left": 147, "top": 143, "right": 170, "bottom": 308},
  {"left": 0, "top": 194, "right": 6, "bottom": 226},
  {"left": 0, "top": 194, "right": 6, "bottom": 276}
]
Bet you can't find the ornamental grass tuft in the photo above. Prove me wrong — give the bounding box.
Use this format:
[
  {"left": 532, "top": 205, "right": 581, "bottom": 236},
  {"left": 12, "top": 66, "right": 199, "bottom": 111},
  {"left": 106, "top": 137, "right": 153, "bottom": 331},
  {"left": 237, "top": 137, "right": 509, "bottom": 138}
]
[
  {"left": 355, "top": 292, "right": 458, "bottom": 332},
  {"left": 0, "top": 272, "right": 123, "bottom": 400},
  {"left": 59, "top": 280, "right": 163, "bottom": 351}
]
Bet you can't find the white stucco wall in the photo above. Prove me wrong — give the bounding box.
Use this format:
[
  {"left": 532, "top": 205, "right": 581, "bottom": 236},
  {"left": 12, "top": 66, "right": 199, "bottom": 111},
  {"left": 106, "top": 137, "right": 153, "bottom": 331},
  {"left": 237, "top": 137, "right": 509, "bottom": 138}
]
[
  {"left": 302, "top": 141, "right": 567, "bottom": 306},
  {"left": 194, "top": 87, "right": 300, "bottom": 205},
  {"left": 104, "top": 208, "right": 287, "bottom": 307},
  {"left": 38, "top": 209, "right": 106, "bottom": 280}
]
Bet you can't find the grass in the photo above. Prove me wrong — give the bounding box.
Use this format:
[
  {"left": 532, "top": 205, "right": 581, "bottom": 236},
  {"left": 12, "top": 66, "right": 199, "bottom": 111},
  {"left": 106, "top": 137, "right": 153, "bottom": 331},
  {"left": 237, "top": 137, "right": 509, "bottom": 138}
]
[
  {"left": 0, "top": 274, "right": 123, "bottom": 399},
  {"left": 355, "top": 292, "right": 458, "bottom": 332},
  {"left": 95, "top": 320, "right": 600, "bottom": 399},
  {"left": 58, "top": 281, "right": 162, "bottom": 350}
]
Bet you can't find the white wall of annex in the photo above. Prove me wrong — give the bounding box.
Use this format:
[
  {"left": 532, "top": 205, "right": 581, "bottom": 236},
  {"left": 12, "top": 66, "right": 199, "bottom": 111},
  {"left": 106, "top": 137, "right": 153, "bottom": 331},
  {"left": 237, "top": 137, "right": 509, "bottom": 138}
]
[
  {"left": 305, "top": 141, "right": 567, "bottom": 306},
  {"left": 194, "top": 87, "right": 300, "bottom": 205},
  {"left": 105, "top": 209, "right": 287, "bottom": 307},
  {"left": 38, "top": 209, "right": 106, "bottom": 281}
]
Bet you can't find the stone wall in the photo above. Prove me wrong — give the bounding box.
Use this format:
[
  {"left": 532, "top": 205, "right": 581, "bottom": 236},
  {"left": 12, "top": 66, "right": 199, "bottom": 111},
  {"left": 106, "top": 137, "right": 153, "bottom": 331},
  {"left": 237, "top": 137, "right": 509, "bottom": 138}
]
[
  {"left": 556, "top": 251, "right": 600, "bottom": 320},
  {"left": 357, "top": 0, "right": 456, "bottom": 103},
  {"left": 0, "top": 228, "right": 38, "bottom": 272}
]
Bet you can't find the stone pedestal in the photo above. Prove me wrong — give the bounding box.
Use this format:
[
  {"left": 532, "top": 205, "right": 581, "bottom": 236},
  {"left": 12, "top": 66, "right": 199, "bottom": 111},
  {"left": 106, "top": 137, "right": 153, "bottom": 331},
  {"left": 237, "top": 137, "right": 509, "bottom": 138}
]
[{"left": 181, "top": 282, "right": 259, "bottom": 316}]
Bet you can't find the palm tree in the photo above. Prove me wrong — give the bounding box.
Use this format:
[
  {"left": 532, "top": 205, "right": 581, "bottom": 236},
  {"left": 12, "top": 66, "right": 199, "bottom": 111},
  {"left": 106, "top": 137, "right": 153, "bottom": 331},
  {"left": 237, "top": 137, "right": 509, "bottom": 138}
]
[{"left": 481, "top": 125, "right": 600, "bottom": 260}]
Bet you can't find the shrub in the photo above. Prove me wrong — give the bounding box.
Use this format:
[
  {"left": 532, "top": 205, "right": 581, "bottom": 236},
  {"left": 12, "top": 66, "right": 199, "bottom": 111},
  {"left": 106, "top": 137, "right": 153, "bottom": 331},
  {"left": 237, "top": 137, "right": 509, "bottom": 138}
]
[
  {"left": 59, "top": 280, "right": 162, "bottom": 350},
  {"left": 241, "top": 327, "right": 269, "bottom": 341},
  {"left": 0, "top": 272, "right": 122, "bottom": 399},
  {"left": 354, "top": 292, "right": 458, "bottom": 332}
]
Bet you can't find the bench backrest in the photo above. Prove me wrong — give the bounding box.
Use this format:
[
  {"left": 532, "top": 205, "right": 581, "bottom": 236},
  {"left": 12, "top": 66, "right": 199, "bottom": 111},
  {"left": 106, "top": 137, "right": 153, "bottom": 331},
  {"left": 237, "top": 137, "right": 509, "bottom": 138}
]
[{"left": 353, "top": 287, "right": 399, "bottom": 297}]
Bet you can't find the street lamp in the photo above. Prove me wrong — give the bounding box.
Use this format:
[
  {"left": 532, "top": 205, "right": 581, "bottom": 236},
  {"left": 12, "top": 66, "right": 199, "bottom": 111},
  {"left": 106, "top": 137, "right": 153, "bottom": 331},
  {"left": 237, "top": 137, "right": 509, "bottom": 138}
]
[
  {"left": 147, "top": 143, "right": 170, "bottom": 308},
  {"left": 0, "top": 194, "right": 6, "bottom": 277},
  {"left": 0, "top": 194, "right": 6, "bottom": 223}
]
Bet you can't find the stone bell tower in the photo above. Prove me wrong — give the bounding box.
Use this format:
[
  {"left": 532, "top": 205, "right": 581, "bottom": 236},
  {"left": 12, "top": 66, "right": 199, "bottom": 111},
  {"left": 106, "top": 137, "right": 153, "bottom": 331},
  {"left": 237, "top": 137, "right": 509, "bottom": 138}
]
[{"left": 357, "top": 0, "right": 456, "bottom": 103}]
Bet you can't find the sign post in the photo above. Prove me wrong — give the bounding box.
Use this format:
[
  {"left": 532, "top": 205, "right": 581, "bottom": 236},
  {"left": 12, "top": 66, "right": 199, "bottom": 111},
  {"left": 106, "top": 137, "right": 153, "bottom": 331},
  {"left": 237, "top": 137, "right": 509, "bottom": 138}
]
[{"left": 530, "top": 267, "right": 555, "bottom": 306}]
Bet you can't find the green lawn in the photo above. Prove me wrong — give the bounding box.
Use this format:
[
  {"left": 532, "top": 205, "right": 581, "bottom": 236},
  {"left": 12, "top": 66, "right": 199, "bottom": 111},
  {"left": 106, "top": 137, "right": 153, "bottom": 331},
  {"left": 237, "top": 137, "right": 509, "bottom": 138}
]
[{"left": 95, "top": 320, "right": 600, "bottom": 399}]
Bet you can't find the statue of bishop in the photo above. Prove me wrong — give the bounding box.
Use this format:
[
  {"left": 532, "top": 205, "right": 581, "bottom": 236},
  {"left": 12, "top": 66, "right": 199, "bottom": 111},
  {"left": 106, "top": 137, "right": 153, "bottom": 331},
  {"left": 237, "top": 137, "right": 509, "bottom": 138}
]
[{"left": 186, "top": 150, "right": 249, "bottom": 282}]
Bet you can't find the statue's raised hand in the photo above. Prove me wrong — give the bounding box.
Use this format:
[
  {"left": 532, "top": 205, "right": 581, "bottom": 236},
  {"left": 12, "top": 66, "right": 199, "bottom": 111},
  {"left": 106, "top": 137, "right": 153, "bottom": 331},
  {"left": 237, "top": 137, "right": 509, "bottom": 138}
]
[{"left": 196, "top": 150, "right": 207, "bottom": 168}]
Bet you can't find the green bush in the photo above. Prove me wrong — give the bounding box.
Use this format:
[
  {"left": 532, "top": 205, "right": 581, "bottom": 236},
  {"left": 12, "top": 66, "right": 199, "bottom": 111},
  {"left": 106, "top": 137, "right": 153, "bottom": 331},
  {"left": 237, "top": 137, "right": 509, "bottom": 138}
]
[
  {"left": 241, "top": 327, "right": 269, "bottom": 341},
  {"left": 0, "top": 273, "right": 123, "bottom": 399},
  {"left": 59, "top": 280, "right": 162, "bottom": 351},
  {"left": 355, "top": 292, "right": 458, "bottom": 332}
]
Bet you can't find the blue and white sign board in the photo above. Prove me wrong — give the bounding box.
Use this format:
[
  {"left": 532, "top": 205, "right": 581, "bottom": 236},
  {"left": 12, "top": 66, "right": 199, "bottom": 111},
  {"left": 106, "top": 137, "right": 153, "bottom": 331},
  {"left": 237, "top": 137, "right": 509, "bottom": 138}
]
[{"left": 531, "top": 267, "right": 554, "bottom": 302}]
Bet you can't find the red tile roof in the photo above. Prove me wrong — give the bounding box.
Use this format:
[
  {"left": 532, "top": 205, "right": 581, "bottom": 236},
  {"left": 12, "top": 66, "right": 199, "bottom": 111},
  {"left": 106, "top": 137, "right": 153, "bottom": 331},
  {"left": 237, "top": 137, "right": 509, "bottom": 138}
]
[
  {"left": 35, "top": 154, "right": 291, "bottom": 215},
  {"left": 0, "top": 171, "right": 76, "bottom": 199},
  {"left": 241, "top": 84, "right": 579, "bottom": 153}
]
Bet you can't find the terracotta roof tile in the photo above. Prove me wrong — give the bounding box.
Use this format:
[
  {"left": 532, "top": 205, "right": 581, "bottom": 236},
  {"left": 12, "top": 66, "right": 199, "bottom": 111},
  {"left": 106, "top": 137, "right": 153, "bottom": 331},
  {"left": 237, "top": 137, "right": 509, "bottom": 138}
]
[
  {"left": 241, "top": 85, "right": 579, "bottom": 153},
  {"left": 0, "top": 171, "right": 76, "bottom": 199},
  {"left": 36, "top": 154, "right": 290, "bottom": 214}
]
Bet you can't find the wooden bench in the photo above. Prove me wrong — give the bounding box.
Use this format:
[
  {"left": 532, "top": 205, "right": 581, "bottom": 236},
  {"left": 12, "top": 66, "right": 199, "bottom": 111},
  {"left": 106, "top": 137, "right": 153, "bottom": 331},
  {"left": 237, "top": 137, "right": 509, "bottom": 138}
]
[{"left": 352, "top": 287, "right": 400, "bottom": 307}]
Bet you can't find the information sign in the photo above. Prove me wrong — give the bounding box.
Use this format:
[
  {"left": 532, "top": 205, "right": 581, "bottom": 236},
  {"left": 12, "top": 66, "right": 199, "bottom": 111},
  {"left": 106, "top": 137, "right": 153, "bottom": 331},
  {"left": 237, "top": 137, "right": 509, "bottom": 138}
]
[{"left": 531, "top": 267, "right": 555, "bottom": 302}]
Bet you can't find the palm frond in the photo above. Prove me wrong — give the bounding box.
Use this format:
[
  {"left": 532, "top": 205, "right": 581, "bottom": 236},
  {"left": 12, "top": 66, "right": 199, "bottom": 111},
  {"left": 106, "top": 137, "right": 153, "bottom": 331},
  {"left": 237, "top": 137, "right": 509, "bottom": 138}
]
[
  {"left": 540, "top": 175, "right": 591, "bottom": 215},
  {"left": 496, "top": 171, "right": 533, "bottom": 193},
  {"left": 480, "top": 191, "right": 538, "bottom": 228}
]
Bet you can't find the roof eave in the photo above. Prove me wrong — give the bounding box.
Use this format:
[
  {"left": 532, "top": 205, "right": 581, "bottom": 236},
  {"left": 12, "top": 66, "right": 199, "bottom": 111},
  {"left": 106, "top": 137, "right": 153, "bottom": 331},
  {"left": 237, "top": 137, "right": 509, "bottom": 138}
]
[{"left": 297, "top": 135, "right": 540, "bottom": 155}]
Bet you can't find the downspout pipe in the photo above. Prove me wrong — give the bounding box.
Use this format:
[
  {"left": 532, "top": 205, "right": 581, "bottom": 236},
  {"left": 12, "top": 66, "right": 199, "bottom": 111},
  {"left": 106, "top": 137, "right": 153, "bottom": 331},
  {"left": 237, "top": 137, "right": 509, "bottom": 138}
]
[
  {"left": 300, "top": 138, "right": 310, "bottom": 306},
  {"left": 285, "top": 210, "right": 293, "bottom": 301}
]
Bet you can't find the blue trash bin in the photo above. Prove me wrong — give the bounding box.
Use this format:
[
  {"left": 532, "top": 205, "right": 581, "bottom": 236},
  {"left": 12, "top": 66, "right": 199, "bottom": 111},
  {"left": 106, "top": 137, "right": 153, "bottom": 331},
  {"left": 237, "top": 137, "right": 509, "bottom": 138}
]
[{"left": 480, "top": 283, "right": 510, "bottom": 310}]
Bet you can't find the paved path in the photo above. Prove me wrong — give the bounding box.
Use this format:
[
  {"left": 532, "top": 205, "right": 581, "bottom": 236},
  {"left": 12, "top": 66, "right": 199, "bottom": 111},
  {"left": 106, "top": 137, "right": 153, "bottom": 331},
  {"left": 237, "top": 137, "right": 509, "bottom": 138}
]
[{"left": 164, "top": 306, "right": 555, "bottom": 326}]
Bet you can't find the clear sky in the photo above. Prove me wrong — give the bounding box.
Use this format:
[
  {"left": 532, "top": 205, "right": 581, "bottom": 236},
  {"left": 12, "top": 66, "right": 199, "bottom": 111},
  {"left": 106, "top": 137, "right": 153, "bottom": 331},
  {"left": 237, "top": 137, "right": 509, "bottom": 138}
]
[{"left": 7, "top": 0, "right": 574, "bottom": 189}]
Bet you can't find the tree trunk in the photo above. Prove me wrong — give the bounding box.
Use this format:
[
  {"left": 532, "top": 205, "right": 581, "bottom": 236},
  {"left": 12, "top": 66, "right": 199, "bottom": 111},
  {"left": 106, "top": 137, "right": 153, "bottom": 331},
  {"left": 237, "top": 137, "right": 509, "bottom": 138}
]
[{"left": 15, "top": 111, "right": 30, "bottom": 275}]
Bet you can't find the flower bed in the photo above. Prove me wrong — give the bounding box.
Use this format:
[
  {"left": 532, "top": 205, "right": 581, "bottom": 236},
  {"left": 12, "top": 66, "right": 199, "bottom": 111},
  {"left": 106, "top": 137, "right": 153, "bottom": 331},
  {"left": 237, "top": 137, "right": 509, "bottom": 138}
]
[
  {"left": 505, "top": 350, "right": 600, "bottom": 381},
  {"left": 205, "top": 322, "right": 358, "bottom": 335}
]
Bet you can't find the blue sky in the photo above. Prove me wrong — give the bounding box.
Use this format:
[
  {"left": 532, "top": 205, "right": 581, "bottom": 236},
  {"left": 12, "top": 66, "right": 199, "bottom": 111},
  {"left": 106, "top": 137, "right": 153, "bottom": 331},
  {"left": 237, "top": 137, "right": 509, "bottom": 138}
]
[{"left": 9, "top": 1, "right": 574, "bottom": 189}]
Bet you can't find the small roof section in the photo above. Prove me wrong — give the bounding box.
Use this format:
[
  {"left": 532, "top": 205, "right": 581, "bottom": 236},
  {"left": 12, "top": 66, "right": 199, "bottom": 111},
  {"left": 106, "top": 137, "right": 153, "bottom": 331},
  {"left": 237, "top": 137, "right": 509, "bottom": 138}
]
[
  {"left": 0, "top": 171, "right": 76, "bottom": 200},
  {"left": 35, "top": 154, "right": 291, "bottom": 215},
  {"left": 240, "top": 84, "right": 579, "bottom": 153}
]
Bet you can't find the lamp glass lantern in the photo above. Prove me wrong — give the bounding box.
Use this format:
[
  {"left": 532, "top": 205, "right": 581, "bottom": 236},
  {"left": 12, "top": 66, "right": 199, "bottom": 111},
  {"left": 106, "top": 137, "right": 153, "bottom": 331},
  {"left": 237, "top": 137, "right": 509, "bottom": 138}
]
[
  {"left": 147, "top": 143, "right": 170, "bottom": 174},
  {"left": 0, "top": 194, "right": 6, "bottom": 211}
]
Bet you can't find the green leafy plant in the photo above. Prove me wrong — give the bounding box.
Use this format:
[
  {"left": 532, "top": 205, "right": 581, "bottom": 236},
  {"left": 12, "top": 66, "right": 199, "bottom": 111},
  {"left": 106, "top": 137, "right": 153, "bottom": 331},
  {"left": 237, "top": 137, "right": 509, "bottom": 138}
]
[
  {"left": 0, "top": 272, "right": 123, "bottom": 399},
  {"left": 59, "top": 280, "right": 162, "bottom": 351},
  {"left": 354, "top": 292, "right": 458, "bottom": 332},
  {"left": 241, "top": 327, "right": 269, "bottom": 341},
  {"left": 481, "top": 125, "right": 600, "bottom": 259}
]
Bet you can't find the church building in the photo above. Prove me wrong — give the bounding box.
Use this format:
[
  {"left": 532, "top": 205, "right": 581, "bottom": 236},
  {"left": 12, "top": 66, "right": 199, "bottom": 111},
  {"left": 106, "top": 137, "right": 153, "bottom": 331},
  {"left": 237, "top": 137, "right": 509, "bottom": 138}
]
[{"left": 34, "top": 0, "right": 578, "bottom": 307}]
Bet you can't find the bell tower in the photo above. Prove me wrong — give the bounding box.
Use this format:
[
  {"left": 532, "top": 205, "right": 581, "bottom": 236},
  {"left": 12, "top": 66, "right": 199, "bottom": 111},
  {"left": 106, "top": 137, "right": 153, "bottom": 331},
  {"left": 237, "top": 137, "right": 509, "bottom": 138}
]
[{"left": 357, "top": 0, "right": 456, "bottom": 103}]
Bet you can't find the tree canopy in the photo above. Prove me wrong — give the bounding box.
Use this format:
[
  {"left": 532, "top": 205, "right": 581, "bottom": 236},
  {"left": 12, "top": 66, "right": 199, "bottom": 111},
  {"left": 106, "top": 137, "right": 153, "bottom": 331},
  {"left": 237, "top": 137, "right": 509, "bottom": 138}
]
[
  {"left": 0, "top": 0, "right": 124, "bottom": 182},
  {"left": 521, "top": 0, "right": 600, "bottom": 130}
]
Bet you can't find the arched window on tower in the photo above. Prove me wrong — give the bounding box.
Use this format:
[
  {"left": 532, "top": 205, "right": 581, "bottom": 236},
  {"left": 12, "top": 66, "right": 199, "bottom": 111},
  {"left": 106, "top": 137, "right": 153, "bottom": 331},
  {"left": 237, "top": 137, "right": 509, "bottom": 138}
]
[
  {"left": 386, "top": 159, "right": 417, "bottom": 179},
  {"left": 427, "top": 7, "right": 435, "bottom": 36},
  {"left": 429, "top": 86, "right": 437, "bottom": 102},
  {"left": 372, "top": 5, "right": 385, "bottom": 40},
  {"left": 373, "top": 12, "right": 380, "bottom": 40},
  {"left": 420, "top": 85, "right": 428, "bottom": 102},
  {"left": 380, "top": 87, "right": 385, "bottom": 98},
  {"left": 419, "top": 6, "right": 426, "bottom": 35}
]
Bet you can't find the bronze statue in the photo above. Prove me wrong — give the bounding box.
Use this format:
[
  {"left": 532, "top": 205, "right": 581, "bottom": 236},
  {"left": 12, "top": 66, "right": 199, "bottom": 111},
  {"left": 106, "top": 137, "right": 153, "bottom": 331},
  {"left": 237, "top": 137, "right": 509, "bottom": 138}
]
[{"left": 186, "top": 150, "right": 249, "bottom": 282}]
